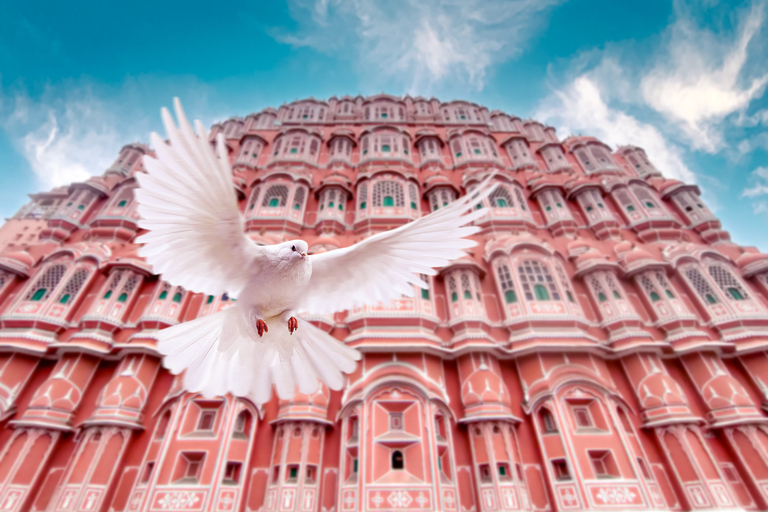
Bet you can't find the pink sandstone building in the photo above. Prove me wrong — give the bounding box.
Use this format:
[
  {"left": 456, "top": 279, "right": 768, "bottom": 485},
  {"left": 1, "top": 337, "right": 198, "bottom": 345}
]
[{"left": 0, "top": 94, "right": 767, "bottom": 512}]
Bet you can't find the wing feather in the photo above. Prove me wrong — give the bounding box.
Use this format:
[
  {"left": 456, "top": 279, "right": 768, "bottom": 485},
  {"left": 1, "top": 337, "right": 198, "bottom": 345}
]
[
  {"left": 300, "top": 176, "right": 497, "bottom": 314},
  {"left": 135, "top": 98, "right": 262, "bottom": 298}
]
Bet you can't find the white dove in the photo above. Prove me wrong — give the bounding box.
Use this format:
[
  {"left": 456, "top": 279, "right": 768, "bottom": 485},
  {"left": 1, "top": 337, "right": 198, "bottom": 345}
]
[{"left": 135, "top": 98, "right": 497, "bottom": 405}]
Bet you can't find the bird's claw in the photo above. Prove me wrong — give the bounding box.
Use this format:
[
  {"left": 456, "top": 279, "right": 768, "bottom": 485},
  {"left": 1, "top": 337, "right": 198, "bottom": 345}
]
[
  {"left": 288, "top": 316, "right": 298, "bottom": 335},
  {"left": 256, "top": 319, "right": 268, "bottom": 337}
]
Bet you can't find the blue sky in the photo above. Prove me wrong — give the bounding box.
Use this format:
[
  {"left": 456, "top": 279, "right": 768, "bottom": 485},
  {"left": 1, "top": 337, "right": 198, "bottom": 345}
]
[{"left": 1, "top": 0, "right": 767, "bottom": 249}]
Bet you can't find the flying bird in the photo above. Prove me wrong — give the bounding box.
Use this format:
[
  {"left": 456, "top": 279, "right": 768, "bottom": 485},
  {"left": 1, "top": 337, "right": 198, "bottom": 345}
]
[{"left": 135, "top": 99, "right": 497, "bottom": 405}]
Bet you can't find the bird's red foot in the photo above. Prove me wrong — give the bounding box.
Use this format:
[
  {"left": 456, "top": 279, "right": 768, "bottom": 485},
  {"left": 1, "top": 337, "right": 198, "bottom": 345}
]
[
  {"left": 256, "top": 319, "right": 268, "bottom": 337},
  {"left": 288, "top": 316, "right": 298, "bottom": 335}
]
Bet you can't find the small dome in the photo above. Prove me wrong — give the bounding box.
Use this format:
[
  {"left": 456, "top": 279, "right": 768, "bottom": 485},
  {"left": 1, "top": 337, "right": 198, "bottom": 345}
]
[
  {"left": 576, "top": 248, "right": 606, "bottom": 266},
  {"left": 3, "top": 251, "right": 35, "bottom": 267},
  {"left": 613, "top": 241, "right": 633, "bottom": 256},
  {"left": 461, "top": 367, "right": 508, "bottom": 408},
  {"left": 736, "top": 251, "right": 768, "bottom": 269},
  {"left": 623, "top": 247, "right": 657, "bottom": 265}
]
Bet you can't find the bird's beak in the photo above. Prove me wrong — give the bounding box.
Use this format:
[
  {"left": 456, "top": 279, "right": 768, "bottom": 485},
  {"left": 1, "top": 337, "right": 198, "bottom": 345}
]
[{"left": 301, "top": 252, "right": 307, "bottom": 259}]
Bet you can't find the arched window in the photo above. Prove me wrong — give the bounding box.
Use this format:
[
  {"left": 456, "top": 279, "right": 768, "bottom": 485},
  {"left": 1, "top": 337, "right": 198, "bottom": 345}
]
[
  {"left": 506, "top": 139, "right": 535, "bottom": 169},
  {"left": 575, "top": 148, "right": 596, "bottom": 173},
  {"left": 372, "top": 181, "right": 405, "bottom": 208},
  {"left": 405, "top": 183, "right": 417, "bottom": 210},
  {"left": 358, "top": 183, "right": 368, "bottom": 210},
  {"left": 233, "top": 410, "right": 252, "bottom": 437},
  {"left": 428, "top": 188, "right": 456, "bottom": 211},
  {"left": 26, "top": 264, "right": 67, "bottom": 302},
  {"left": 490, "top": 186, "right": 513, "bottom": 208},
  {"left": 418, "top": 138, "right": 441, "bottom": 162},
  {"left": 262, "top": 185, "right": 289, "bottom": 208},
  {"left": 391, "top": 450, "right": 404, "bottom": 470},
  {"left": 639, "top": 272, "right": 675, "bottom": 306},
  {"left": 576, "top": 189, "right": 614, "bottom": 225},
  {"left": 514, "top": 187, "right": 529, "bottom": 212},
  {"left": 518, "top": 260, "right": 560, "bottom": 301},
  {"left": 540, "top": 409, "right": 557, "bottom": 433},
  {"left": 55, "top": 269, "right": 89, "bottom": 305},
  {"left": 292, "top": 186, "right": 306, "bottom": 211},
  {"left": 707, "top": 263, "right": 750, "bottom": 302},
  {"left": 497, "top": 264, "right": 517, "bottom": 303},
  {"left": 158, "top": 283, "right": 170, "bottom": 300},
  {"left": 541, "top": 145, "right": 569, "bottom": 171},
  {"left": 156, "top": 410, "right": 171, "bottom": 439},
  {"left": 683, "top": 266, "right": 720, "bottom": 305},
  {"left": 247, "top": 186, "right": 262, "bottom": 211},
  {"left": 448, "top": 275, "right": 458, "bottom": 303},
  {"left": 592, "top": 276, "right": 607, "bottom": 302}
]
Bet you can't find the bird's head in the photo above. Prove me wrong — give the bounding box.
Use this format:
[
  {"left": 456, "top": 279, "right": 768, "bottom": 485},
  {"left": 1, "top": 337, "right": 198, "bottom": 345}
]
[{"left": 278, "top": 240, "right": 309, "bottom": 262}]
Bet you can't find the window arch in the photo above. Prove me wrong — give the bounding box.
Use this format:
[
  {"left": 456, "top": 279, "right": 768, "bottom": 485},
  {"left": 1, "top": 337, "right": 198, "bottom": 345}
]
[
  {"left": 622, "top": 148, "right": 659, "bottom": 177},
  {"left": 391, "top": 450, "right": 404, "bottom": 470},
  {"left": 329, "top": 137, "right": 353, "bottom": 163},
  {"left": 452, "top": 134, "right": 499, "bottom": 164},
  {"left": 233, "top": 410, "right": 252, "bottom": 437},
  {"left": 490, "top": 186, "right": 513, "bottom": 208},
  {"left": 292, "top": 186, "right": 306, "bottom": 211},
  {"left": 445, "top": 269, "right": 485, "bottom": 321},
  {"left": 518, "top": 260, "right": 560, "bottom": 301},
  {"left": 505, "top": 139, "right": 535, "bottom": 169},
  {"left": 26, "top": 264, "right": 67, "bottom": 302},
  {"left": 247, "top": 185, "right": 262, "bottom": 212},
  {"left": 358, "top": 183, "right": 368, "bottom": 211},
  {"left": 155, "top": 410, "right": 171, "bottom": 439},
  {"left": 91, "top": 270, "right": 142, "bottom": 317},
  {"left": 540, "top": 145, "right": 569, "bottom": 172},
  {"left": 671, "top": 191, "right": 714, "bottom": 224},
  {"left": 360, "top": 131, "right": 410, "bottom": 160},
  {"left": 372, "top": 181, "right": 405, "bottom": 208},
  {"left": 428, "top": 188, "right": 456, "bottom": 211},
  {"left": 407, "top": 183, "right": 418, "bottom": 211},
  {"left": 706, "top": 263, "right": 750, "bottom": 302},
  {"left": 537, "top": 189, "right": 573, "bottom": 224},
  {"left": 539, "top": 408, "right": 558, "bottom": 433},
  {"left": 271, "top": 133, "right": 321, "bottom": 163},
  {"left": 319, "top": 187, "right": 347, "bottom": 216},
  {"left": 235, "top": 137, "right": 263, "bottom": 167},
  {"left": 418, "top": 137, "right": 442, "bottom": 163},
  {"left": 262, "top": 185, "right": 289, "bottom": 208},
  {"left": 682, "top": 266, "right": 720, "bottom": 305},
  {"left": 574, "top": 143, "right": 618, "bottom": 174},
  {"left": 637, "top": 270, "right": 686, "bottom": 315},
  {"left": 575, "top": 189, "right": 615, "bottom": 226},
  {"left": 496, "top": 264, "right": 518, "bottom": 304},
  {"left": 106, "top": 188, "right": 135, "bottom": 216}
]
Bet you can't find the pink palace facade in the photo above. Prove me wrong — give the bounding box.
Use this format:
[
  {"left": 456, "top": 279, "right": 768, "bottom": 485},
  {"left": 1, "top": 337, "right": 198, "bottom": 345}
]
[{"left": 1, "top": 95, "right": 768, "bottom": 512}]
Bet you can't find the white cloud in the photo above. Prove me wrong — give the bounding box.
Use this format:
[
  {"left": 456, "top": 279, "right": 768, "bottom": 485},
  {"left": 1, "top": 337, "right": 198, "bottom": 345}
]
[
  {"left": 743, "top": 166, "right": 768, "bottom": 197},
  {"left": 640, "top": 1, "right": 768, "bottom": 152},
  {"left": 4, "top": 90, "right": 130, "bottom": 190},
  {"left": 735, "top": 108, "right": 768, "bottom": 127},
  {"left": 278, "top": 0, "right": 563, "bottom": 93},
  {"left": 0, "top": 79, "right": 218, "bottom": 194},
  {"left": 536, "top": 76, "right": 696, "bottom": 183}
]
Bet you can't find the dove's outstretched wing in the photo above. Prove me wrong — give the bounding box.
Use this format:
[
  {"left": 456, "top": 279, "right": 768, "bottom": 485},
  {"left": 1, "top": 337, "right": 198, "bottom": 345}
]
[
  {"left": 134, "top": 98, "right": 262, "bottom": 298},
  {"left": 300, "top": 178, "right": 497, "bottom": 315}
]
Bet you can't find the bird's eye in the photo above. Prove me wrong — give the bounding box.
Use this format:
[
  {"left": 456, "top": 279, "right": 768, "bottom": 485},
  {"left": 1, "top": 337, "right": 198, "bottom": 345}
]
[{"left": 292, "top": 245, "right": 296, "bottom": 251}]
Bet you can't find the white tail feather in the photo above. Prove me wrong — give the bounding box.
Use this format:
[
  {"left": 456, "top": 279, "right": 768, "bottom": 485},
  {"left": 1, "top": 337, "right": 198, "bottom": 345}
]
[{"left": 156, "top": 305, "right": 360, "bottom": 403}]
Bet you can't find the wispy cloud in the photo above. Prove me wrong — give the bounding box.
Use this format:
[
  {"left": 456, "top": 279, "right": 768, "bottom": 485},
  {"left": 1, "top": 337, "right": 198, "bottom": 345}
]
[
  {"left": 2, "top": 86, "right": 135, "bottom": 190},
  {"left": 536, "top": 74, "right": 696, "bottom": 183},
  {"left": 742, "top": 166, "right": 768, "bottom": 198},
  {"left": 640, "top": 1, "right": 768, "bottom": 152},
  {"left": 0, "top": 78, "right": 218, "bottom": 194},
  {"left": 276, "top": 0, "right": 563, "bottom": 94}
]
